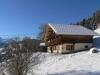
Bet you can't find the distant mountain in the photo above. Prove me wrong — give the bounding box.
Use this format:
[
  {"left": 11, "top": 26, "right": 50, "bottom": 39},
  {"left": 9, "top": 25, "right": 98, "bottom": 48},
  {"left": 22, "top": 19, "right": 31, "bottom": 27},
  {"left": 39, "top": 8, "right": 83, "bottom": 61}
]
[
  {"left": 0, "top": 37, "right": 8, "bottom": 48},
  {"left": 0, "top": 37, "right": 5, "bottom": 43}
]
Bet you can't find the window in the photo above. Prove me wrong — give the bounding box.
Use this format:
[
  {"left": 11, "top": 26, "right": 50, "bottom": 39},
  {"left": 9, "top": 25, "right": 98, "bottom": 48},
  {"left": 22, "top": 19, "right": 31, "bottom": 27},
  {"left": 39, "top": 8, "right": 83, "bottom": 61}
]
[
  {"left": 85, "top": 45, "right": 88, "bottom": 48},
  {"left": 66, "top": 45, "right": 74, "bottom": 50}
]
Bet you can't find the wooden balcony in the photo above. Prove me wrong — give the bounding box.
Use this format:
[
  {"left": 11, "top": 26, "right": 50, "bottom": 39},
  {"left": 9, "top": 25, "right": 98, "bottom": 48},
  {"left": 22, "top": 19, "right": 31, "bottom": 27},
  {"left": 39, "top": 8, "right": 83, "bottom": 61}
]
[
  {"left": 46, "top": 37, "right": 62, "bottom": 46},
  {"left": 46, "top": 35, "right": 93, "bottom": 46}
]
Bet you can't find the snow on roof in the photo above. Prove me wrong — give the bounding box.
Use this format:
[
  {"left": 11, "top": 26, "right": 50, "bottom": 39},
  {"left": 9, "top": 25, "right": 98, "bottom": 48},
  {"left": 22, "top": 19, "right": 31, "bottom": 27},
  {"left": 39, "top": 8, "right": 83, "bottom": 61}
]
[{"left": 48, "top": 23, "right": 99, "bottom": 36}]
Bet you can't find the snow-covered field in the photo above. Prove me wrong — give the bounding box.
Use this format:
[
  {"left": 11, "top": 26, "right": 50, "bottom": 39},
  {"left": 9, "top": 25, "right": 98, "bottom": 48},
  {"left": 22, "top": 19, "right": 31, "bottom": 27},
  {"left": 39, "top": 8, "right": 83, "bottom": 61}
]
[{"left": 29, "top": 51, "right": 100, "bottom": 75}]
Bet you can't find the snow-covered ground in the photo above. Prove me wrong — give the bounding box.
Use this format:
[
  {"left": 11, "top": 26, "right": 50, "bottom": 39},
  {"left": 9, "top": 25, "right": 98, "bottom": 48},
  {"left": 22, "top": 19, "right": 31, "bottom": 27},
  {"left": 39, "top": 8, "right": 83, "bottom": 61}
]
[{"left": 29, "top": 51, "right": 100, "bottom": 75}]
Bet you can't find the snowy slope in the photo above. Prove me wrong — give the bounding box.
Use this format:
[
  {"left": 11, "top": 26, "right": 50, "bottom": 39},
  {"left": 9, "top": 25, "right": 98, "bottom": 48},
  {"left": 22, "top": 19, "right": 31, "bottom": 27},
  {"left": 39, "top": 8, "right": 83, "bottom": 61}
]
[{"left": 29, "top": 51, "right": 100, "bottom": 75}]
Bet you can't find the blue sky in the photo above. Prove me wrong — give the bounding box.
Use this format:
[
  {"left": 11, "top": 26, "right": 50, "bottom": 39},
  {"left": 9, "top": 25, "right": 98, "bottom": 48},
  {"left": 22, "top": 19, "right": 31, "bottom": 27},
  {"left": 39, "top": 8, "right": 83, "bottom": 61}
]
[{"left": 0, "top": 0, "right": 100, "bottom": 39}]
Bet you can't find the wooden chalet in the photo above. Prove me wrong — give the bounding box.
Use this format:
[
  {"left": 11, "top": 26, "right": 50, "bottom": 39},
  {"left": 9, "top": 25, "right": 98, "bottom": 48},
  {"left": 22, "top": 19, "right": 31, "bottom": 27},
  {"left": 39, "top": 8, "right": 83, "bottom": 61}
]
[{"left": 43, "top": 23, "right": 99, "bottom": 53}]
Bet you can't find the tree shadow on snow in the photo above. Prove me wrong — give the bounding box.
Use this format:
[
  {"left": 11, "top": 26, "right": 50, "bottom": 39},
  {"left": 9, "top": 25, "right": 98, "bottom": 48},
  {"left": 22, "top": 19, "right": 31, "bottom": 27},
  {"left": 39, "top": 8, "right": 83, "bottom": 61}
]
[{"left": 48, "top": 70, "right": 100, "bottom": 75}]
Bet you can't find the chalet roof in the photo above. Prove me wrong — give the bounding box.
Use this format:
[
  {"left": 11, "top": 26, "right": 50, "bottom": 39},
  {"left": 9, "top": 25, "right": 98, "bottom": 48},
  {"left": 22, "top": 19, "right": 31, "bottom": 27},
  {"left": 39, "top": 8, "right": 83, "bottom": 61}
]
[{"left": 48, "top": 23, "right": 99, "bottom": 36}]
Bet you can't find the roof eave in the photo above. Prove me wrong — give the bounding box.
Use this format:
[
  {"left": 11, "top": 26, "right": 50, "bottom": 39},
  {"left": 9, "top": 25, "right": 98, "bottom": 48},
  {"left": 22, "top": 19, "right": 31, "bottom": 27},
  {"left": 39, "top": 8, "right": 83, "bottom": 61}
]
[{"left": 55, "top": 33, "right": 99, "bottom": 36}]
